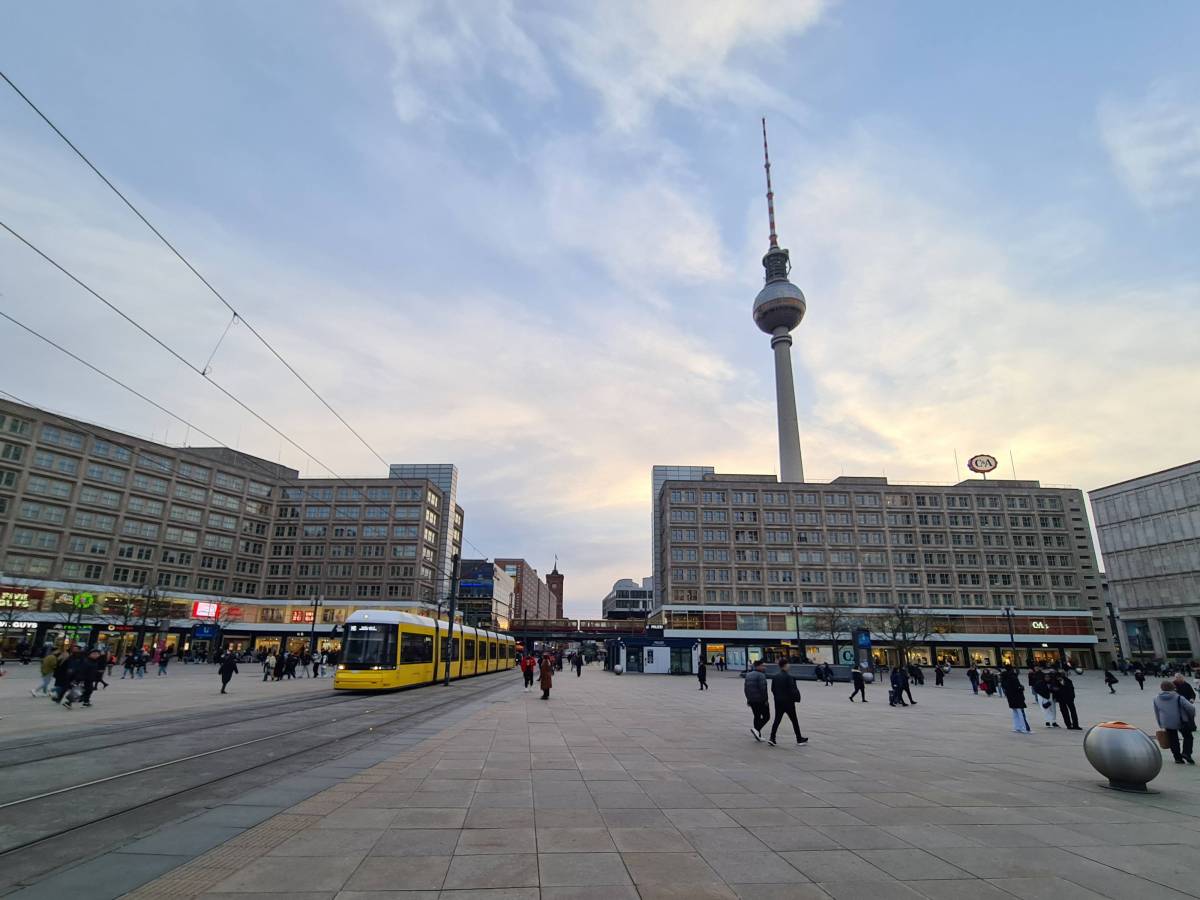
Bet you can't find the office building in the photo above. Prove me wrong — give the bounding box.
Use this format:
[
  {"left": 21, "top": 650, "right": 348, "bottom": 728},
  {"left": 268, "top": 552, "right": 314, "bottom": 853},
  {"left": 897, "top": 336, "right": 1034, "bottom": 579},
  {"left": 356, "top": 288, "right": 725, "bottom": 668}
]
[
  {"left": 0, "top": 399, "right": 465, "bottom": 657},
  {"left": 1090, "top": 460, "right": 1200, "bottom": 662},
  {"left": 494, "top": 558, "right": 555, "bottom": 621},
  {"left": 458, "top": 559, "right": 515, "bottom": 630},
  {"left": 649, "top": 468, "right": 1115, "bottom": 672},
  {"left": 602, "top": 577, "right": 653, "bottom": 620}
]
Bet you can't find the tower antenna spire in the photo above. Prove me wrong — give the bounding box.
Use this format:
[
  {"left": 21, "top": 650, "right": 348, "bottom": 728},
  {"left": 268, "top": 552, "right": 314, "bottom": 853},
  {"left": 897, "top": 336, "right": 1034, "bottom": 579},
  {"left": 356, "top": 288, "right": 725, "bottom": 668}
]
[{"left": 762, "top": 117, "right": 779, "bottom": 249}]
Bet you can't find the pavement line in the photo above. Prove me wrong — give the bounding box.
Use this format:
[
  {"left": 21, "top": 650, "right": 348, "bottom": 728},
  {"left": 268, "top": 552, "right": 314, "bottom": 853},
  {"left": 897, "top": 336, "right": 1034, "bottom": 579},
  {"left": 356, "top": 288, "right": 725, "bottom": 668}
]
[{"left": 0, "top": 716, "right": 355, "bottom": 810}]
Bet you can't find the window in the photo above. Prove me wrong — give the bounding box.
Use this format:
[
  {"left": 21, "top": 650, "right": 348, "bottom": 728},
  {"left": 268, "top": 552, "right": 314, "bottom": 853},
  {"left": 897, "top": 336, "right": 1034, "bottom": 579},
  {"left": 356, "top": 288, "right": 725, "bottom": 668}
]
[
  {"left": 170, "top": 505, "right": 203, "bottom": 524},
  {"left": 335, "top": 505, "right": 360, "bottom": 520},
  {"left": 125, "top": 495, "right": 164, "bottom": 517},
  {"left": 211, "top": 492, "right": 240, "bottom": 511},
  {"left": 165, "top": 526, "right": 198, "bottom": 545},
  {"left": 74, "top": 510, "right": 116, "bottom": 532},
  {"left": 117, "top": 542, "right": 155, "bottom": 561},
  {"left": 28, "top": 475, "right": 73, "bottom": 499},
  {"left": 204, "top": 533, "right": 234, "bottom": 551},
  {"left": 305, "top": 506, "right": 330, "bottom": 520},
  {"left": 40, "top": 424, "right": 84, "bottom": 450},
  {"left": 85, "top": 462, "right": 127, "bottom": 485},
  {"left": 248, "top": 480, "right": 272, "bottom": 498},
  {"left": 207, "top": 512, "right": 237, "bottom": 531},
  {"left": 162, "top": 548, "right": 193, "bottom": 565},
  {"left": 214, "top": 471, "right": 244, "bottom": 491},
  {"left": 133, "top": 473, "right": 169, "bottom": 495},
  {"left": 11, "top": 527, "right": 60, "bottom": 551},
  {"left": 400, "top": 631, "right": 433, "bottom": 664},
  {"left": 19, "top": 500, "right": 67, "bottom": 525},
  {"left": 33, "top": 448, "right": 77, "bottom": 474},
  {"left": 177, "top": 461, "right": 210, "bottom": 483},
  {"left": 122, "top": 519, "right": 160, "bottom": 540},
  {"left": 0, "top": 414, "right": 32, "bottom": 436},
  {"left": 63, "top": 561, "right": 105, "bottom": 580}
]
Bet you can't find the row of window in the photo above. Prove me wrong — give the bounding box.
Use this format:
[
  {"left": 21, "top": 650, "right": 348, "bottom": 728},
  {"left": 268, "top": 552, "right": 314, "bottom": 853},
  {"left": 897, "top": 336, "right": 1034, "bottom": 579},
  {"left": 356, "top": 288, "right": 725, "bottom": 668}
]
[
  {"left": 279, "top": 486, "right": 437, "bottom": 505},
  {"left": 666, "top": 588, "right": 1086, "bottom": 610},
  {"left": 668, "top": 489, "right": 1067, "bottom": 511},
  {"left": 668, "top": 567, "right": 1077, "bottom": 588}
]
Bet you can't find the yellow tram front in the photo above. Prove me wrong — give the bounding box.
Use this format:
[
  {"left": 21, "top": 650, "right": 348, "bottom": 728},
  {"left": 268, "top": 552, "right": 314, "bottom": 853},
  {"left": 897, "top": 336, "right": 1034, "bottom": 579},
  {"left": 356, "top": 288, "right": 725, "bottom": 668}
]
[{"left": 334, "top": 609, "right": 515, "bottom": 691}]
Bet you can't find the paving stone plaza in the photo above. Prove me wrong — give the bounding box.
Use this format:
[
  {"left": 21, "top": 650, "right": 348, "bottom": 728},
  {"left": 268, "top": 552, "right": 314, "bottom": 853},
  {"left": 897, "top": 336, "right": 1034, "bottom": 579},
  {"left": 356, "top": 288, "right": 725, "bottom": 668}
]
[{"left": 4, "top": 662, "right": 1195, "bottom": 900}]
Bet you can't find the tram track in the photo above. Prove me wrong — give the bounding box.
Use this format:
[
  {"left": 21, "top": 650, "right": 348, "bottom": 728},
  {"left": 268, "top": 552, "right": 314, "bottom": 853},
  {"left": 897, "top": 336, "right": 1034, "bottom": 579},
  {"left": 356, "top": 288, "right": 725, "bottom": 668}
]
[{"left": 0, "top": 672, "right": 517, "bottom": 888}]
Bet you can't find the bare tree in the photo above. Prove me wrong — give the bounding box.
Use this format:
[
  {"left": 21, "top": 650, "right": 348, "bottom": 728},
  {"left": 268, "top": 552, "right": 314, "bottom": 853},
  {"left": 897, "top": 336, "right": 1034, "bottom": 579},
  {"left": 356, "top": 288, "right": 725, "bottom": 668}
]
[
  {"left": 872, "top": 605, "right": 937, "bottom": 666},
  {"left": 809, "top": 604, "right": 854, "bottom": 663}
]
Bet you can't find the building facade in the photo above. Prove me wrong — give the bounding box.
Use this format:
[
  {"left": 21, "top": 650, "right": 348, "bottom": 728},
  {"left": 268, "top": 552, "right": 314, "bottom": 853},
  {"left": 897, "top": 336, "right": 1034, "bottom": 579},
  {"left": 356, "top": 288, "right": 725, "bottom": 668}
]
[
  {"left": 653, "top": 468, "right": 1115, "bottom": 671},
  {"left": 1090, "top": 460, "right": 1200, "bottom": 663},
  {"left": 547, "top": 565, "right": 564, "bottom": 618},
  {"left": 494, "top": 558, "right": 555, "bottom": 621},
  {"left": 602, "top": 577, "right": 653, "bottom": 620},
  {"left": 458, "top": 559, "right": 515, "bottom": 630},
  {"left": 0, "top": 399, "right": 464, "bottom": 657}
]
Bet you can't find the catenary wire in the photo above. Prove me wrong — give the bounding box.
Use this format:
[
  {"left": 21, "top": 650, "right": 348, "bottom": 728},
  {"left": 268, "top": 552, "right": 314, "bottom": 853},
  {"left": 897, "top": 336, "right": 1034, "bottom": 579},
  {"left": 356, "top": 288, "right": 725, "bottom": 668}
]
[{"left": 0, "top": 68, "right": 390, "bottom": 469}]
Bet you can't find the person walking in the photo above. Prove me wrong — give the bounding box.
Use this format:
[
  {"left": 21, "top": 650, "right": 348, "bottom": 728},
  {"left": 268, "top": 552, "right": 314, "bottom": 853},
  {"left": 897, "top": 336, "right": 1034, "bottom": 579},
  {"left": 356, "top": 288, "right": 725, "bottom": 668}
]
[
  {"left": 32, "top": 649, "right": 59, "bottom": 697},
  {"left": 574, "top": 653, "right": 584, "bottom": 678},
  {"left": 934, "top": 662, "right": 948, "bottom": 687},
  {"left": 1134, "top": 667, "right": 1146, "bottom": 691},
  {"left": 520, "top": 654, "right": 535, "bottom": 691},
  {"left": 697, "top": 659, "right": 708, "bottom": 690},
  {"left": 80, "top": 649, "right": 104, "bottom": 707},
  {"left": 263, "top": 651, "right": 277, "bottom": 682},
  {"left": 1053, "top": 671, "right": 1081, "bottom": 730},
  {"left": 889, "top": 666, "right": 908, "bottom": 707},
  {"left": 768, "top": 658, "right": 808, "bottom": 746},
  {"left": 1153, "top": 680, "right": 1196, "bottom": 765},
  {"left": 848, "top": 664, "right": 867, "bottom": 702},
  {"left": 52, "top": 647, "right": 86, "bottom": 709},
  {"left": 1172, "top": 673, "right": 1196, "bottom": 703},
  {"left": 967, "top": 664, "right": 980, "bottom": 695},
  {"left": 91, "top": 650, "right": 110, "bottom": 691},
  {"left": 539, "top": 654, "right": 554, "bottom": 700},
  {"left": 219, "top": 654, "right": 239, "bottom": 694},
  {"left": 312, "top": 652, "right": 322, "bottom": 678},
  {"left": 1032, "top": 670, "right": 1058, "bottom": 728},
  {"left": 745, "top": 658, "right": 770, "bottom": 740},
  {"left": 157, "top": 649, "right": 171, "bottom": 677},
  {"left": 1104, "top": 668, "right": 1119, "bottom": 694},
  {"left": 121, "top": 651, "right": 135, "bottom": 680},
  {"left": 134, "top": 648, "right": 148, "bottom": 678},
  {"left": 1001, "top": 664, "right": 1032, "bottom": 733}
]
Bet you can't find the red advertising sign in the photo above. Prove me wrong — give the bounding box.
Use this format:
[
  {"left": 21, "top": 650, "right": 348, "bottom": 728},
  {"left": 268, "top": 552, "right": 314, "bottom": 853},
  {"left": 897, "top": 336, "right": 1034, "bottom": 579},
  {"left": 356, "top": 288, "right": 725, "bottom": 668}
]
[
  {"left": 191, "top": 600, "right": 221, "bottom": 619},
  {"left": 290, "top": 609, "right": 314, "bottom": 624}
]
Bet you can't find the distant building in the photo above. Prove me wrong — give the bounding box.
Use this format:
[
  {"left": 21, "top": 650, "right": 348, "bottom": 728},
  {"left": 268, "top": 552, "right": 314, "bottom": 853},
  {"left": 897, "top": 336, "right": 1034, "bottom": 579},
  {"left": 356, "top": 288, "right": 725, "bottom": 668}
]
[
  {"left": 652, "top": 467, "right": 1115, "bottom": 671},
  {"left": 458, "top": 559, "right": 515, "bottom": 630},
  {"left": 1090, "top": 460, "right": 1200, "bottom": 662},
  {"left": 495, "top": 558, "right": 555, "bottom": 620},
  {"left": 547, "top": 564, "right": 564, "bottom": 618},
  {"left": 602, "top": 577, "right": 653, "bottom": 620}
]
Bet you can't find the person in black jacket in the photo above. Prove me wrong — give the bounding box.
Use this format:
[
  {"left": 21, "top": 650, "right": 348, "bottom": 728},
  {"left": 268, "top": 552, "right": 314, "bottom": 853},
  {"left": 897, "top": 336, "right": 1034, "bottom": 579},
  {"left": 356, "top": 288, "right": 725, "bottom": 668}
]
[
  {"left": 768, "top": 659, "right": 808, "bottom": 746},
  {"left": 848, "top": 665, "right": 867, "bottom": 702},
  {"left": 744, "top": 659, "right": 770, "bottom": 740},
  {"left": 219, "top": 655, "right": 239, "bottom": 694},
  {"left": 1172, "top": 674, "right": 1196, "bottom": 703},
  {"left": 1052, "top": 672, "right": 1080, "bottom": 730},
  {"left": 1001, "top": 665, "right": 1031, "bottom": 733},
  {"left": 52, "top": 647, "right": 87, "bottom": 708},
  {"left": 697, "top": 659, "right": 708, "bottom": 690}
]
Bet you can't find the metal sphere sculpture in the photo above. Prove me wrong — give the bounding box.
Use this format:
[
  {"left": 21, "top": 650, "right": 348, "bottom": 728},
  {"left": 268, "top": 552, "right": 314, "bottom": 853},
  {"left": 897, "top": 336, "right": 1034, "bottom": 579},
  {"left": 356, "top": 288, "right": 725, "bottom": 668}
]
[{"left": 1083, "top": 721, "right": 1162, "bottom": 792}]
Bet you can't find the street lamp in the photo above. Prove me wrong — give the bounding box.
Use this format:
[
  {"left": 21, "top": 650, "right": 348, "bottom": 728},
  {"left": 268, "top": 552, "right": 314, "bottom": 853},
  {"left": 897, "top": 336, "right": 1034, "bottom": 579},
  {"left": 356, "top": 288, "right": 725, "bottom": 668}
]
[
  {"left": 308, "top": 593, "right": 324, "bottom": 655},
  {"left": 790, "top": 604, "right": 803, "bottom": 663},
  {"left": 1003, "top": 605, "right": 1019, "bottom": 667}
]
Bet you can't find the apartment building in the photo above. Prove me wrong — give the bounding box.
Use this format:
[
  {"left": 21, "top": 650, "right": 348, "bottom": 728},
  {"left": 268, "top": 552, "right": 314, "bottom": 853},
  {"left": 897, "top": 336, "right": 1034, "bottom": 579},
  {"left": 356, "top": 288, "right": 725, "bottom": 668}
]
[
  {"left": 0, "top": 399, "right": 464, "bottom": 656},
  {"left": 649, "top": 467, "right": 1114, "bottom": 672},
  {"left": 1090, "top": 460, "right": 1200, "bottom": 662},
  {"left": 601, "top": 577, "right": 653, "bottom": 620}
]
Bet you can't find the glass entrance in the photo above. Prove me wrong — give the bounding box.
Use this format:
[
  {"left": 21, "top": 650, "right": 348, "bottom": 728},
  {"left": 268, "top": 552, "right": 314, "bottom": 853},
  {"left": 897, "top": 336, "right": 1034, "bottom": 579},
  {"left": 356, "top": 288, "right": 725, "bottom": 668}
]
[
  {"left": 670, "top": 647, "right": 692, "bottom": 674},
  {"left": 625, "top": 647, "right": 643, "bottom": 672}
]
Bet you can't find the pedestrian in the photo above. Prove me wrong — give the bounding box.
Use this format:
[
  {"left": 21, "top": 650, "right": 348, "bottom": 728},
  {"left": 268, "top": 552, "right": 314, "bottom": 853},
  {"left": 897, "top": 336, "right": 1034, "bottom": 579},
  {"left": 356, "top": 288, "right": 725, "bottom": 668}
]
[
  {"left": 539, "top": 654, "right": 554, "bottom": 700},
  {"left": 697, "top": 658, "right": 708, "bottom": 690},
  {"left": 520, "top": 654, "right": 535, "bottom": 692},
  {"left": 32, "top": 649, "right": 59, "bottom": 697},
  {"left": 745, "top": 658, "right": 770, "bottom": 740},
  {"left": 1104, "top": 668, "right": 1119, "bottom": 694},
  {"left": 274, "top": 652, "right": 286, "bottom": 680},
  {"left": 1134, "top": 667, "right": 1146, "bottom": 691},
  {"left": 1153, "top": 680, "right": 1196, "bottom": 765},
  {"left": 889, "top": 666, "right": 908, "bottom": 707},
  {"left": 157, "top": 649, "right": 171, "bottom": 677},
  {"left": 1172, "top": 674, "right": 1196, "bottom": 703},
  {"left": 1053, "top": 671, "right": 1081, "bottom": 730},
  {"left": 848, "top": 664, "right": 868, "bottom": 702},
  {"left": 934, "top": 662, "right": 947, "bottom": 687},
  {"left": 92, "top": 651, "right": 109, "bottom": 691},
  {"left": 909, "top": 663, "right": 925, "bottom": 686},
  {"left": 1001, "top": 664, "right": 1032, "bottom": 733},
  {"left": 967, "top": 664, "right": 980, "bottom": 694},
  {"left": 263, "top": 652, "right": 277, "bottom": 682},
  {"left": 1032, "top": 669, "right": 1058, "bottom": 728},
  {"left": 219, "top": 654, "right": 239, "bottom": 694},
  {"left": 81, "top": 649, "right": 104, "bottom": 707},
  {"left": 52, "top": 647, "right": 86, "bottom": 709},
  {"left": 121, "top": 652, "right": 134, "bottom": 679},
  {"left": 284, "top": 653, "right": 298, "bottom": 679},
  {"left": 822, "top": 663, "right": 834, "bottom": 686},
  {"left": 982, "top": 668, "right": 998, "bottom": 697},
  {"left": 313, "top": 653, "right": 322, "bottom": 678},
  {"left": 574, "top": 653, "right": 584, "bottom": 678},
  {"left": 767, "top": 658, "right": 808, "bottom": 746}
]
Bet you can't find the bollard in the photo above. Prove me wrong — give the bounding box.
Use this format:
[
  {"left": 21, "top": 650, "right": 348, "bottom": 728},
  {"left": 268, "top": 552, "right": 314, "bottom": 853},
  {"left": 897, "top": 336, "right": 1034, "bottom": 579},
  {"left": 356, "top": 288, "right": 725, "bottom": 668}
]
[
  {"left": 1083, "top": 721, "right": 1162, "bottom": 792},
  {"left": 613, "top": 664, "right": 623, "bottom": 675}
]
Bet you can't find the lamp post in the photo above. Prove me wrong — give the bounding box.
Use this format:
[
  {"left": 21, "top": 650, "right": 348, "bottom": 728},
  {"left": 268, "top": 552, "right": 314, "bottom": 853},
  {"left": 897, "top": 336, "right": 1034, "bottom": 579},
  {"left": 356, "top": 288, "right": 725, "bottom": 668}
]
[
  {"left": 308, "top": 593, "right": 324, "bottom": 655},
  {"left": 790, "top": 604, "right": 803, "bottom": 662},
  {"left": 442, "top": 554, "right": 460, "bottom": 686}
]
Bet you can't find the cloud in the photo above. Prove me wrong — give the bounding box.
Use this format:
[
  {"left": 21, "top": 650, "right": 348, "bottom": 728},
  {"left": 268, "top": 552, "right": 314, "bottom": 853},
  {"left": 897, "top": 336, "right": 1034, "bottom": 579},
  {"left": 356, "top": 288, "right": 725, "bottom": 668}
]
[
  {"left": 1098, "top": 80, "right": 1200, "bottom": 210},
  {"left": 357, "top": 0, "right": 830, "bottom": 131}
]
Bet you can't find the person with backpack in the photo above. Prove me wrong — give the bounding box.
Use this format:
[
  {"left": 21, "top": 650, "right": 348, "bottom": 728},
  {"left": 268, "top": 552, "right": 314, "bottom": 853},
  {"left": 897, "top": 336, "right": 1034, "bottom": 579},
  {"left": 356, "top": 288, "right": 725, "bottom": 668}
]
[
  {"left": 745, "top": 658, "right": 770, "bottom": 740},
  {"left": 767, "top": 658, "right": 808, "bottom": 746},
  {"left": 520, "top": 654, "right": 535, "bottom": 691}
]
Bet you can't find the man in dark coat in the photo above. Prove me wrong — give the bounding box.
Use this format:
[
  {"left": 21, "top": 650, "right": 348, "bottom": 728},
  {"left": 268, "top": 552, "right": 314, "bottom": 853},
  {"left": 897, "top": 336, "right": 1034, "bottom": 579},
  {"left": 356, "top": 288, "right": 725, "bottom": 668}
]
[
  {"left": 744, "top": 659, "right": 770, "bottom": 740},
  {"left": 219, "top": 655, "right": 239, "bottom": 694},
  {"left": 848, "top": 665, "right": 867, "bottom": 702},
  {"left": 967, "top": 664, "right": 980, "bottom": 694},
  {"left": 768, "top": 659, "right": 808, "bottom": 746},
  {"left": 52, "top": 647, "right": 87, "bottom": 708},
  {"left": 1001, "top": 665, "right": 1031, "bottom": 733},
  {"left": 889, "top": 666, "right": 908, "bottom": 706},
  {"left": 1053, "top": 672, "right": 1080, "bottom": 730},
  {"left": 697, "top": 659, "right": 708, "bottom": 690},
  {"left": 1173, "top": 674, "right": 1196, "bottom": 703}
]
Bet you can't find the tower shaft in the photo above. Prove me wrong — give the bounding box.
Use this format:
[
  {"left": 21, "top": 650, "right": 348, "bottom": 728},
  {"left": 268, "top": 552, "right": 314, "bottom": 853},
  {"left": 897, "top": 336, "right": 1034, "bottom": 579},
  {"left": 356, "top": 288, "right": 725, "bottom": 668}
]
[{"left": 771, "top": 330, "right": 805, "bottom": 482}]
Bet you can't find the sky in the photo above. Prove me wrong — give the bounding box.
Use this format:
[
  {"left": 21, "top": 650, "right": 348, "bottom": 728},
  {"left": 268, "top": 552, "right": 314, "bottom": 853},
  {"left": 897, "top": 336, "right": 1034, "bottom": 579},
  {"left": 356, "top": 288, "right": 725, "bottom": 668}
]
[{"left": 1, "top": 2, "right": 1198, "bottom": 616}]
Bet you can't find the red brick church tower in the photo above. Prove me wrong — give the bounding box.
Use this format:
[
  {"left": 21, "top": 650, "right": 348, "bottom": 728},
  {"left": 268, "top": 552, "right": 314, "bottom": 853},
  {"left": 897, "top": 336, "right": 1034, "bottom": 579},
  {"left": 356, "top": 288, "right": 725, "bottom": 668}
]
[{"left": 547, "top": 559, "right": 564, "bottom": 619}]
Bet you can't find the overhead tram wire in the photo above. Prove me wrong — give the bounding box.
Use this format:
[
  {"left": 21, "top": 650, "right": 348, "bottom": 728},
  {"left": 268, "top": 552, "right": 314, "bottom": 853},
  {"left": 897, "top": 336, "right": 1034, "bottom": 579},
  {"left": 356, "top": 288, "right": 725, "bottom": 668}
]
[{"left": 0, "top": 68, "right": 389, "bottom": 469}]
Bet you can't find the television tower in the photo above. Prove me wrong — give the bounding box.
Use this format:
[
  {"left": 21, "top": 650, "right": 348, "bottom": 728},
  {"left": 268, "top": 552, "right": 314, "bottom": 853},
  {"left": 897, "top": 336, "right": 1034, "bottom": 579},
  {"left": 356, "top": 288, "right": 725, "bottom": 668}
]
[{"left": 753, "top": 118, "right": 806, "bottom": 483}]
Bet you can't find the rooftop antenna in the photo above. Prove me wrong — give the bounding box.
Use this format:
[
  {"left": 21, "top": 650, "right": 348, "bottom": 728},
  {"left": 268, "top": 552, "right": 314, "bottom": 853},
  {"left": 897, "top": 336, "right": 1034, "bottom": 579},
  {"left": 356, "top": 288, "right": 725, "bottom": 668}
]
[{"left": 762, "top": 117, "right": 779, "bottom": 249}]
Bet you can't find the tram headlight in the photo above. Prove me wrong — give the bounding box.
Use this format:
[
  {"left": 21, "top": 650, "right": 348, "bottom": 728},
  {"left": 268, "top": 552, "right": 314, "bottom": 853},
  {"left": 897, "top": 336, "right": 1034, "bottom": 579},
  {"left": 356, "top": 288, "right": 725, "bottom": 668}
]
[{"left": 337, "top": 664, "right": 346, "bottom": 670}]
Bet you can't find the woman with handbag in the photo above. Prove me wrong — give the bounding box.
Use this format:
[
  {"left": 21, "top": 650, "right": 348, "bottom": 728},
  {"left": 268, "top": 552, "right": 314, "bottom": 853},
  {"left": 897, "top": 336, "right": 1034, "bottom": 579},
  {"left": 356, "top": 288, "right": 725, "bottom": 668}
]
[{"left": 1153, "top": 680, "right": 1196, "bottom": 765}]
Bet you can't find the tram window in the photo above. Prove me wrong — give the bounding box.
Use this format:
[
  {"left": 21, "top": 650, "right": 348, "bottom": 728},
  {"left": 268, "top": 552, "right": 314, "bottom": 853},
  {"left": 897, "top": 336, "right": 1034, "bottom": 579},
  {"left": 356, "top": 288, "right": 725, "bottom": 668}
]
[
  {"left": 489, "top": 642, "right": 497, "bottom": 659},
  {"left": 400, "top": 632, "right": 433, "bottom": 664},
  {"left": 465, "top": 639, "right": 475, "bottom": 660},
  {"left": 343, "top": 624, "right": 396, "bottom": 669},
  {"left": 441, "top": 638, "right": 460, "bottom": 660}
]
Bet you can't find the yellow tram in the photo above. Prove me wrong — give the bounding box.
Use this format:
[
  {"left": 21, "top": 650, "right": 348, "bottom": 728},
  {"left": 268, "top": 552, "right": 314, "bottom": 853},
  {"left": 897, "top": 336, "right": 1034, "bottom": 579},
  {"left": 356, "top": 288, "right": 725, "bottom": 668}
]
[{"left": 333, "top": 609, "right": 515, "bottom": 691}]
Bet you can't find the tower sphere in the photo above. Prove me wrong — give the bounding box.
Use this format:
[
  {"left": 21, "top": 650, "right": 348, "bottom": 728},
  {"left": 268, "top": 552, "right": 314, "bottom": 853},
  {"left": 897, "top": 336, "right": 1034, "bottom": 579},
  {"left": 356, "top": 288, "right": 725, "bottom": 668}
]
[{"left": 753, "top": 265, "right": 806, "bottom": 334}]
